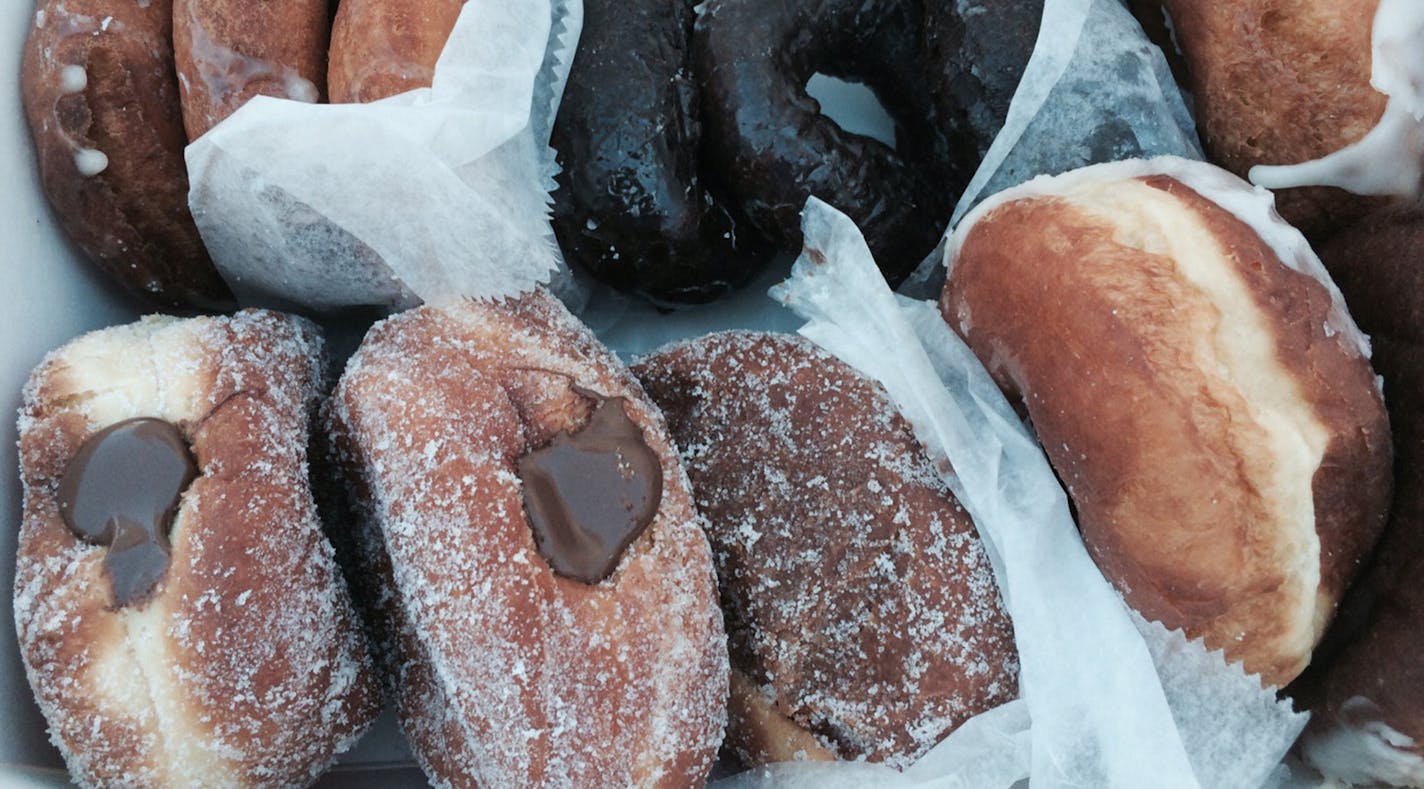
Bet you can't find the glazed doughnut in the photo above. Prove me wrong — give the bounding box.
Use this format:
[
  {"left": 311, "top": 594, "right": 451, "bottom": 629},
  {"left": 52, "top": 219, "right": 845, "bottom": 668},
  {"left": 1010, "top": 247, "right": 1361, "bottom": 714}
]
[
  {"left": 324, "top": 290, "right": 728, "bottom": 786},
  {"left": 172, "top": 0, "right": 329, "bottom": 140},
  {"left": 550, "top": 0, "right": 771, "bottom": 304},
  {"left": 20, "top": 0, "right": 233, "bottom": 311},
  {"left": 1158, "top": 0, "right": 1390, "bottom": 237},
  {"left": 633, "top": 332, "right": 1017, "bottom": 768},
  {"left": 693, "top": 0, "right": 953, "bottom": 286},
  {"left": 921, "top": 0, "right": 1043, "bottom": 173},
  {"left": 1300, "top": 203, "right": 1424, "bottom": 785},
  {"left": 941, "top": 159, "right": 1391, "bottom": 688},
  {"left": 14, "top": 311, "right": 379, "bottom": 787},
  {"left": 327, "top": 0, "right": 464, "bottom": 103}
]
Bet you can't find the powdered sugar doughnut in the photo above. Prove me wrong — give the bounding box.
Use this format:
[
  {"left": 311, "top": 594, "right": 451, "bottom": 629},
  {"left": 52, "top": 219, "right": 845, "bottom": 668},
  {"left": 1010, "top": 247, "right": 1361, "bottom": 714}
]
[
  {"left": 14, "top": 310, "right": 379, "bottom": 788},
  {"left": 325, "top": 290, "right": 728, "bottom": 787},
  {"left": 634, "top": 331, "right": 1017, "bottom": 768}
]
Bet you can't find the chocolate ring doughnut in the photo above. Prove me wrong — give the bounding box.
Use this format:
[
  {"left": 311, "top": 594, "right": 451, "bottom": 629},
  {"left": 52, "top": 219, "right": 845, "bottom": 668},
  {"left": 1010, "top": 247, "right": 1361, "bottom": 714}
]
[
  {"left": 922, "top": 0, "right": 1043, "bottom": 173},
  {"left": 551, "top": 0, "right": 771, "bottom": 304},
  {"left": 693, "top": 0, "right": 955, "bottom": 285}
]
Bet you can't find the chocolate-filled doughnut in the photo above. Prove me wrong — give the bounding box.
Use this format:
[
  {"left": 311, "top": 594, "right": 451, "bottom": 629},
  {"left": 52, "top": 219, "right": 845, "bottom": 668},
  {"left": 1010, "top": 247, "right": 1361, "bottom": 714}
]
[
  {"left": 693, "top": 0, "right": 954, "bottom": 285},
  {"left": 551, "top": 0, "right": 770, "bottom": 304},
  {"left": 1301, "top": 204, "right": 1424, "bottom": 785},
  {"left": 1159, "top": 0, "right": 1390, "bottom": 237},
  {"left": 14, "top": 310, "right": 379, "bottom": 787},
  {"left": 20, "top": 0, "right": 233, "bottom": 311},
  {"left": 325, "top": 290, "right": 728, "bottom": 786},
  {"left": 634, "top": 331, "right": 1017, "bottom": 768},
  {"left": 941, "top": 159, "right": 1391, "bottom": 688},
  {"left": 922, "top": 0, "right": 1043, "bottom": 173},
  {"left": 173, "top": 0, "right": 330, "bottom": 139}
]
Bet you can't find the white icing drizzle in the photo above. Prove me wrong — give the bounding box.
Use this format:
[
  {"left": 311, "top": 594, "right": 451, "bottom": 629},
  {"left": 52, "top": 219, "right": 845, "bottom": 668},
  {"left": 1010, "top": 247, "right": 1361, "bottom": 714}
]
[
  {"left": 182, "top": 10, "right": 319, "bottom": 104},
  {"left": 34, "top": 8, "right": 46, "bottom": 28},
  {"left": 74, "top": 148, "right": 109, "bottom": 176},
  {"left": 59, "top": 64, "right": 87, "bottom": 94},
  {"left": 1248, "top": 0, "right": 1424, "bottom": 197},
  {"left": 944, "top": 156, "right": 1372, "bottom": 360},
  {"left": 1303, "top": 697, "right": 1424, "bottom": 787}
]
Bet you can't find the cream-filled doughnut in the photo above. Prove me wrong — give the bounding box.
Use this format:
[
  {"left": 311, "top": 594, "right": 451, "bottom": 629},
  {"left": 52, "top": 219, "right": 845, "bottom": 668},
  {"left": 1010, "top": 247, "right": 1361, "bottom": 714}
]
[{"left": 941, "top": 158, "right": 1392, "bottom": 687}]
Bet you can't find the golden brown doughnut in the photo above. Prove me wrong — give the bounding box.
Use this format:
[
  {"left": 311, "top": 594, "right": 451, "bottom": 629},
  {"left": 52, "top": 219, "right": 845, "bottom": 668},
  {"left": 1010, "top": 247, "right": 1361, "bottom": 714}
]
[
  {"left": 1160, "top": 0, "right": 1390, "bottom": 237},
  {"left": 172, "top": 0, "right": 330, "bottom": 140},
  {"left": 14, "top": 310, "right": 380, "bottom": 787},
  {"left": 941, "top": 160, "right": 1392, "bottom": 688},
  {"left": 325, "top": 290, "right": 728, "bottom": 787},
  {"left": 327, "top": 0, "right": 464, "bottom": 104},
  {"left": 19, "top": 0, "right": 233, "bottom": 310},
  {"left": 634, "top": 331, "right": 1017, "bottom": 768},
  {"left": 1300, "top": 203, "right": 1424, "bottom": 784}
]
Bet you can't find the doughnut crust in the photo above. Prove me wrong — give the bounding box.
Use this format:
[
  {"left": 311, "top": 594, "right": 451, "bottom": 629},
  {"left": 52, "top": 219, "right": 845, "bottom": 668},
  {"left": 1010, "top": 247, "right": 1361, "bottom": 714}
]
[
  {"left": 19, "top": 0, "right": 232, "bottom": 310},
  {"left": 634, "top": 332, "right": 1017, "bottom": 768},
  {"left": 327, "top": 0, "right": 464, "bottom": 103},
  {"left": 942, "top": 167, "right": 1391, "bottom": 687},
  {"left": 14, "top": 311, "right": 379, "bottom": 788},
  {"left": 325, "top": 291, "right": 728, "bottom": 787},
  {"left": 1161, "top": 0, "right": 1389, "bottom": 236},
  {"left": 173, "top": 0, "right": 329, "bottom": 139},
  {"left": 1302, "top": 204, "right": 1424, "bottom": 783}
]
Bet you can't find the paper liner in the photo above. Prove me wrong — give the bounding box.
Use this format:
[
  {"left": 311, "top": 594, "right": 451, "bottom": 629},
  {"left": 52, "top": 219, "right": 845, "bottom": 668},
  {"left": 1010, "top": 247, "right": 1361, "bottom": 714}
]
[
  {"left": 726, "top": 197, "right": 1306, "bottom": 788},
  {"left": 1250, "top": 0, "right": 1424, "bottom": 198},
  {"left": 185, "top": 0, "right": 583, "bottom": 312}
]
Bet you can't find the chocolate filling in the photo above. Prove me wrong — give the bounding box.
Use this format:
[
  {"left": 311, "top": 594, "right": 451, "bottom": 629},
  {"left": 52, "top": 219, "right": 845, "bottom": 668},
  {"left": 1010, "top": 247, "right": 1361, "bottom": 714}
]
[
  {"left": 57, "top": 418, "right": 198, "bottom": 607},
  {"left": 517, "top": 392, "right": 663, "bottom": 584}
]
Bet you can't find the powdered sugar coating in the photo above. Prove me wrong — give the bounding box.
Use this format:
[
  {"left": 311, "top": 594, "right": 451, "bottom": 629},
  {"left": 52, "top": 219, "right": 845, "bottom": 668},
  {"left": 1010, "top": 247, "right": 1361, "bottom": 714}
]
[
  {"left": 14, "top": 310, "right": 380, "bottom": 788},
  {"left": 325, "top": 290, "right": 728, "bottom": 788},
  {"left": 634, "top": 331, "right": 1017, "bottom": 768}
]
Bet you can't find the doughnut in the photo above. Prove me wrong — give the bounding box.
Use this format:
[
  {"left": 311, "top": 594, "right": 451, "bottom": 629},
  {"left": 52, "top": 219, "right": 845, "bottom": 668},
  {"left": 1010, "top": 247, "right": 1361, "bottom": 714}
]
[
  {"left": 172, "top": 0, "right": 329, "bottom": 140},
  {"left": 550, "top": 0, "right": 771, "bottom": 304},
  {"left": 14, "top": 310, "right": 380, "bottom": 787},
  {"left": 324, "top": 290, "right": 728, "bottom": 786},
  {"left": 1300, "top": 203, "right": 1424, "bottom": 785},
  {"left": 633, "top": 331, "right": 1017, "bottom": 768},
  {"left": 20, "top": 0, "right": 233, "bottom": 311},
  {"left": 940, "top": 159, "right": 1392, "bottom": 688},
  {"left": 693, "top": 0, "right": 953, "bottom": 286},
  {"left": 921, "top": 0, "right": 1043, "bottom": 172},
  {"left": 1158, "top": 0, "right": 1391, "bottom": 237},
  {"left": 327, "top": 0, "right": 464, "bottom": 103}
]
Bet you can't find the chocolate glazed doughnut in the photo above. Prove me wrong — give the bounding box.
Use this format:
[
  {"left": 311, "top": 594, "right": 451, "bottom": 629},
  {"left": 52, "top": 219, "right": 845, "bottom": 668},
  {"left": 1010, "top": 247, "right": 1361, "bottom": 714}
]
[
  {"left": 20, "top": 0, "right": 233, "bottom": 311},
  {"left": 551, "top": 0, "right": 770, "bottom": 304},
  {"left": 1300, "top": 204, "right": 1424, "bottom": 784},
  {"left": 694, "top": 0, "right": 954, "bottom": 285},
  {"left": 922, "top": 0, "right": 1043, "bottom": 172}
]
